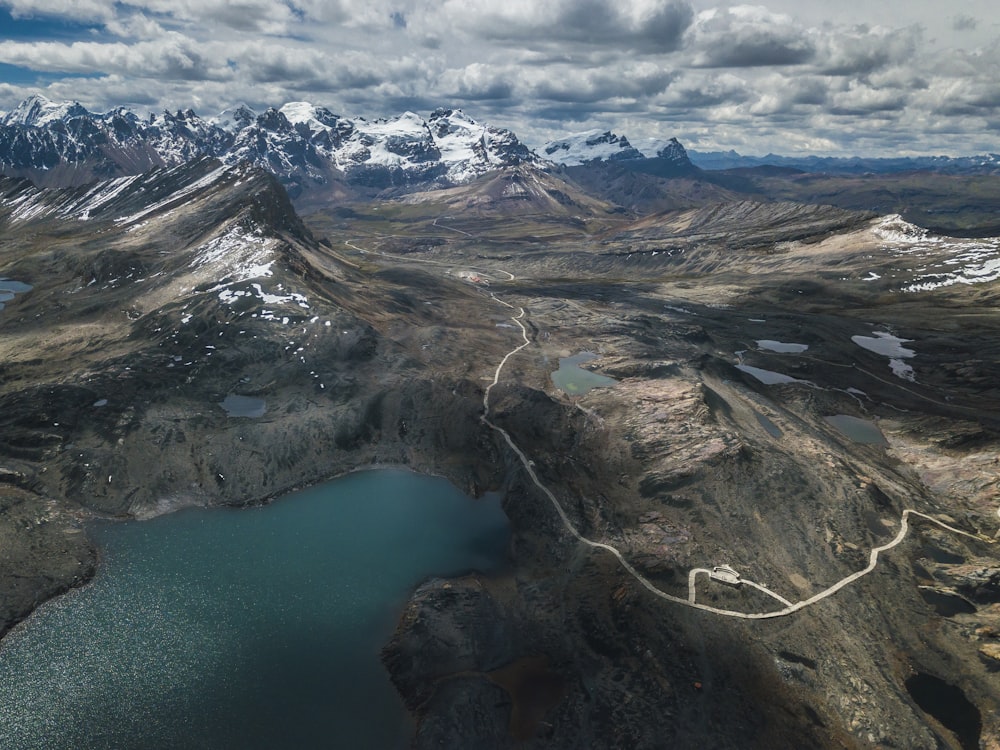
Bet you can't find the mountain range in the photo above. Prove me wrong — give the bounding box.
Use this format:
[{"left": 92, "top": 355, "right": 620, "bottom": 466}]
[
  {"left": 5, "top": 95, "right": 998, "bottom": 204},
  {"left": 0, "top": 95, "right": 540, "bottom": 196},
  {"left": 5, "top": 95, "right": 1000, "bottom": 237}
]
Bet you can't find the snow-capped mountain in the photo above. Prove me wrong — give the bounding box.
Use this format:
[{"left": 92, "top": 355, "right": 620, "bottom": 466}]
[
  {"left": 2, "top": 95, "right": 91, "bottom": 128},
  {"left": 0, "top": 95, "right": 226, "bottom": 182},
  {"left": 0, "top": 95, "right": 540, "bottom": 193},
  {"left": 426, "top": 108, "right": 535, "bottom": 182},
  {"left": 542, "top": 129, "right": 644, "bottom": 166}
]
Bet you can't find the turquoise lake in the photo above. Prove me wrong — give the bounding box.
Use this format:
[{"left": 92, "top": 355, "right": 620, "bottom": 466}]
[{"left": 0, "top": 469, "right": 510, "bottom": 749}]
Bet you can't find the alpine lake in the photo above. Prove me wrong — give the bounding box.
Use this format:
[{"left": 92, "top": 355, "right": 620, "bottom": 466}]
[{"left": 0, "top": 469, "right": 510, "bottom": 749}]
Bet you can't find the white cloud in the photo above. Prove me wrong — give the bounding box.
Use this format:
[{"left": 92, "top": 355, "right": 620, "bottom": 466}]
[
  {"left": 136, "top": 0, "right": 301, "bottom": 34},
  {"left": 0, "top": 0, "right": 998, "bottom": 156},
  {"left": 829, "top": 81, "right": 909, "bottom": 115},
  {"left": 0, "top": 35, "right": 233, "bottom": 80},
  {"left": 3, "top": 0, "right": 115, "bottom": 22}
]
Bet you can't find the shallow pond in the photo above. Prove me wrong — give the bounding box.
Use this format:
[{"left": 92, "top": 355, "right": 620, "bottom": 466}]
[
  {"left": 754, "top": 412, "right": 783, "bottom": 438},
  {"left": 735, "top": 364, "right": 804, "bottom": 385},
  {"left": 756, "top": 340, "right": 808, "bottom": 353},
  {"left": 918, "top": 587, "right": 977, "bottom": 617},
  {"left": 551, "top": 352, "right": 617, "bottom": 395},
  {"left": 824, "top": 415, "right": 888, "bottom": 445},
  {"left": 0, "top": 278, "right": 32, "bottom": 312},
  {"left": 905, "top": 673, "right": 981, "bottom": 750},
  {"left": 0, "top": 469, "right": 510, "bottom": 750},
  {"left": 220, "top": 394, "right": 267, "bottom": 418}
]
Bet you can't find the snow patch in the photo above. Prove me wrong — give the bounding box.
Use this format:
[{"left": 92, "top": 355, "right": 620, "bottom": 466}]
[
  {"left": 852, "top": 331, "right": 915, "bottom": 358},
  {"left": 543, "top": 129, "right": 642, "bottom": 165},
  {"left": 191, "top": 225, "right": 278, "bottom": 286},
  {"left": 872, "top": 214, "right": 934, "bottom": 244},
  {"left": 900, "top": 237, "right": 1000, "bottom": 292},
  {"left": 116, "top": 165, "right": 229, "bottom": 226},
  {"left": 889, "top": 359, "right": 916, "bottom": 381}
]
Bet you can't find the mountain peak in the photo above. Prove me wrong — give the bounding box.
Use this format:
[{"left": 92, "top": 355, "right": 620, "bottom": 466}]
[
  {"left": 657, "top": 137, "right": 692, "bottom": 167},
  {"left": 211, "top": 104, "right": 257, "bottom": 132},
  {"left": 429, "top": 108, "right": 476, "bottom": 125},
  {"left": 4, "top": 94, "right": 90, "bottom": 128},
  {"left": 256, "top": 107, "right": 293, "bottom": 132},
  {"left": 543, "top": 129, "right": 643, "bottom": 166}
]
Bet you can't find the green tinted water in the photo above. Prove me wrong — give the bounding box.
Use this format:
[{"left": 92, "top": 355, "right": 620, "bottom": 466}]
[
  {"left": 0, "top": 469, "right": 509, "bottom": 749},
  {"left": 824, "top": 415, "right": 888, "bottom": 445},
  {"left": 551, "top": 352, "right": 617, "bottom": 395}
]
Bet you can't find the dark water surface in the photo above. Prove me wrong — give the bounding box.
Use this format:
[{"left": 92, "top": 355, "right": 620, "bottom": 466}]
[
  {"left": 754, "top": 411, "right": 783, "bottom": 438},
  {"left": 824, "top": 415, "right": 888, "bottom": 445},
  {"left": 905, "top": 672, "right": 982, "bottom": 750},
  {"left": 0, "top": 469, "right": 509, "bottom": 749}
]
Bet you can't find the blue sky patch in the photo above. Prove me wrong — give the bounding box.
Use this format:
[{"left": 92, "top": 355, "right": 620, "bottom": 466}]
[
  {"left": 0, "top": 61, "right": 92, "bottom": 85},
  {"left": 0, "top": 9, "right": 103, "bottom": 42}
]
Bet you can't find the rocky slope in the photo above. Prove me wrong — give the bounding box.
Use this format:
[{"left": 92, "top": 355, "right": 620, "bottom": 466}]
[
  {"left": 2, "top": 154, "right": 999, "bottom": 749},
  {"left": 312, "top": 190, "right": 1000, "bottom": 748}
]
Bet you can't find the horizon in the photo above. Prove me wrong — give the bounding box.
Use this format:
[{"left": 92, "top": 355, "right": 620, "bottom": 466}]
[{"left": 0, "top": 2, "right": 997, "bottom": 158}]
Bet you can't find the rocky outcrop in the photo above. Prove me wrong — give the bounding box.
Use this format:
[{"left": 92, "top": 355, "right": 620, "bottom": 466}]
[{"left": 0, "top": 485, "right": 95, "bottom": 639}]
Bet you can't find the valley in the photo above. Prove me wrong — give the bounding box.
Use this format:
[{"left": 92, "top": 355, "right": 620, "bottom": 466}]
[
  {"left": 0, "top": 105, "right": 998, "bottom": 747},
  {"left": 312, "top": 180, "right": 1000, "bottom": 748}
]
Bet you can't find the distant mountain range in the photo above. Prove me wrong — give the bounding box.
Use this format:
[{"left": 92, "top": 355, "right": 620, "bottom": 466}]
[
  {"left": 685, "top": 149, "right": 1000, "bottom": 175},
  {"left": 0, "top": 96, "right": 539, "bottom": 196},
  {"left": 2, "top": 95, "right": 998, "bottom": 202}
]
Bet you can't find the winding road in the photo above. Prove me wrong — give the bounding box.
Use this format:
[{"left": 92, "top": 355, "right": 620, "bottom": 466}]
[
  {"left": 348, "top": 231, "right": 996, "bottom": 620},
  {"left": 479, "top": 301, "right": 995, "bottom": 620}
]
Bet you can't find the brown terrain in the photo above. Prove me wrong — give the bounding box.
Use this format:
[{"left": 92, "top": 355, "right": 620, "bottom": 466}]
[{"left": 1, "top": 159, "right": 999, "bottom": 748}]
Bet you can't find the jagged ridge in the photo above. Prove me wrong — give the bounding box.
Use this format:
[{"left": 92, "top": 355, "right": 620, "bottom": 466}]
[{"left": 0, "top": 95, "right": 541, "bottom": 193}]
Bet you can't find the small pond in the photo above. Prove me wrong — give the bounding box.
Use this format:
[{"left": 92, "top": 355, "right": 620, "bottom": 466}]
[
  {"left": 824, "top": 415, "right": 888, "bottom": 445},
  {"left": 551, "top": 352, "right": 617, "bottom": 396},
  {"left": 0, "top": 278, "right": 32, "bottom": 312},
  {"left": 918, "top": 587, "right": 977, "bottom": 617},
  {"left": 905, "top": 673, "right": 981, "bottom": 750},
  {"left": 754, "top": 412, "right": 783, "bottom": 438},
  {"left": 851, "top": 331, "right": 917, "bottom": 381},
  {"left": 756, "top": 340, "right": 808, "bottom": 353},
  {"left": 735, "top": 364, "right": 804, "bottom": 385},
  {"left": 220, "top": 394, "right": 267, "bottom": 418},
  {"left": 0, "top": 469, "right": 510, "bottom": 750}
]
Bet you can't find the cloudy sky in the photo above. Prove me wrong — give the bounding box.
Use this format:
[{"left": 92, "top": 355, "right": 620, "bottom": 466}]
[{"left": 0, "top": 0, "right": 998, "bottom": 156}]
